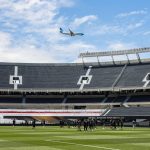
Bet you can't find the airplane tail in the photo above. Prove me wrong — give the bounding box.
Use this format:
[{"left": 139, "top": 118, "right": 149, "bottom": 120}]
[{"left": 60, "top": 28, "right": 63, "bottom": 33}]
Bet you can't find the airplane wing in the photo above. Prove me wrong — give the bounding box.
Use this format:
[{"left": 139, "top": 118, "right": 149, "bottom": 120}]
[{"left": 69, "top": 29, "right": 75, "bottom": 36}]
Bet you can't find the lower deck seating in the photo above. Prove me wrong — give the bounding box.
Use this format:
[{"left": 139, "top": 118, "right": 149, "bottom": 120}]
[
  {"left": 26, "top": 98, "right": 64, "bottom": 103},
  {"left": 128, "top": 95, "right": 150, "bottom": 102},
  {"left": 104, "top": 96, "right": 126, "bottom": 103},
  {"left": 106, "top": 107, "right": 150, "bottom": 117},
  {"left": 0, "top": 97, "right": 22, "bottom": 103},
  {"left": 0, "top": 95, "right": 149, "bottom": 104}
]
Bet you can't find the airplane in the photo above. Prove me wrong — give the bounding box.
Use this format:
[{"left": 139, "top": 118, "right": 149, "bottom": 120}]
[{"left": 60, "top": 28, "right": 84, "bottom": 36}]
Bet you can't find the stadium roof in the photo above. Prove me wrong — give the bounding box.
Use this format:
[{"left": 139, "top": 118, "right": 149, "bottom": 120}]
[
  {"left": 79, "top": 47, "right": 150, "bottom": 64},
  {"left": 79, "top": 47, "right": 150, "bottom": 58}
]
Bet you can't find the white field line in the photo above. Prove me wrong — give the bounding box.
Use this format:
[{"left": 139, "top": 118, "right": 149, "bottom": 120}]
[
  {"left": 0, "top": 139, "right": 7, "bottom": 142},
  {"left": 46, "top": 140, "right": 120, "bottom": 150}
]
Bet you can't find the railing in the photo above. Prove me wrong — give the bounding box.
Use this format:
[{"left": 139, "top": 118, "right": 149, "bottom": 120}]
[{"left": 0, "top": 86, "right": 150, "bottom": 93}]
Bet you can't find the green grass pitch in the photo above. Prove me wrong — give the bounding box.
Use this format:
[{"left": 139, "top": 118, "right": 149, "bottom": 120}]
[{"left": 0, "top": 126, "right": 150, "bottom": 150}]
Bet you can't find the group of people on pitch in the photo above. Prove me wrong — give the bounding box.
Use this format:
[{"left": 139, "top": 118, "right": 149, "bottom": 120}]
[
  {"left": 102, "top": 119, "right": 124, "bottom": 129},
  {"left": 76, "top": 119, "right": 97, "bottom": 131}
]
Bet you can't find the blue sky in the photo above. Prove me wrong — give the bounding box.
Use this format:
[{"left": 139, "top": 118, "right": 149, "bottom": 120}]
[{"left": 0, "top": 0, "right": 150, "bottom": 63}]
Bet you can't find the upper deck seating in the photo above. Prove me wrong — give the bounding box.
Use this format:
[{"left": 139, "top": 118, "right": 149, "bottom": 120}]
[{"left": 0, "top": 62, "right": 150, "bottom": 90}]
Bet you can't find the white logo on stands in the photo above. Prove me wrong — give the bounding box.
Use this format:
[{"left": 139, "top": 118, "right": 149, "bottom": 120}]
[{"left": 143, "top": 73, "right": 150, "bottom": 87}]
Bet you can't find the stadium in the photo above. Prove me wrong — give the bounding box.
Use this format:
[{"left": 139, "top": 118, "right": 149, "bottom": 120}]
[
  {"left": 0, "top": 48, "right": 150, "bottom": 150},
  {"left": 0, "top": 47, "right": 150, "bottom": 120},
  {"left": 0, "top": 48, "right": 150, "bottom": 149}
]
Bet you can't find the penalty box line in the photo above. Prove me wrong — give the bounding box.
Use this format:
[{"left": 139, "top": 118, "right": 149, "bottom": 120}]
[{"left": 46, "top": 140, "right": 120, "bottom": 150}]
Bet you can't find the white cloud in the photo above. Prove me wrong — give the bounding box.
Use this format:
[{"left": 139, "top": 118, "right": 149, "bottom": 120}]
[
  {"left": 126, "top": 22, "right": 143, "bottom": 30},
  {"left": 0, "top": 0, "right": 57, "bottom": 25},
  {"left": 0, "top": 31, "right": 57, "bottom": 63},
  {"left": 2, "top": 42, "right": 95, "bottom": 63},
  {"left": 107, "top": 42, "right": 137, "bottom": 50},
  {"left": 0, "top": 31, "right": 95, "bottom": 63},
  {"left": 49, "top": 41, "right": 96, "bottom": 62},
  {"left": 117, "top": 10, "right": 147, "bottom": 18},
  {"left": 143, "top": 31, "right": 150, "bottom": 35},
  {"left": 90, "top": 21, "right": 144, "bottom": 36},
  {"left": 92, "top": 25, "right": 122, "bottom": 35},
  {"left": 0, "top": 0, "right": 75, "bottom": 28},
  {"left": 71, "top": 15, "right": 97, "bottom": 28},
  {"left": 0, "top": 47, "right": 57, "bottom": 63},
  {"left": 0, "top": 31, "right": 12, "bottom": 48}
]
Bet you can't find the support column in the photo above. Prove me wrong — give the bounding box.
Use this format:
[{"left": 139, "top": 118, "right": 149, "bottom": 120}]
[
  {"left": 111, "top": 55, "right": 115, "bottom": 65},
  {"left": 22, "top": 93, "right": 26, "bottom": 104},
  {"left": 97, "top": 56, "right": 101, "bottom": 66},
  {"left": 82, "top": 56, "right": 85, "bottom": 65},
  {"left": 136, "top": 53, "right": 141, "bottom": 63},
  {"left": 126, "top": 54, "right": 130, "bottom": 64}
]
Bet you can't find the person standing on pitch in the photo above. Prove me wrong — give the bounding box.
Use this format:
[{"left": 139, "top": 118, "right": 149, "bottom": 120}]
[
  {"left": 132, "top": 120, "right": 136, "bottom": 129},
  {"left": 32, "top": 119, "right": 36, "bottom": 129},
  {"left": 13, "top": 119, "right": 16, "bottom": 127}
]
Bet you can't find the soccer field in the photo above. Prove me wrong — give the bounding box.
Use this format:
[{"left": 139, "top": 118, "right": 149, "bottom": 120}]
[{"left": 0, "top": 126, "right": 150, "bottom": 150}]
